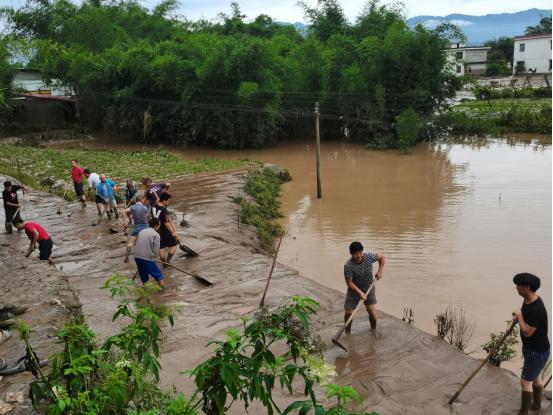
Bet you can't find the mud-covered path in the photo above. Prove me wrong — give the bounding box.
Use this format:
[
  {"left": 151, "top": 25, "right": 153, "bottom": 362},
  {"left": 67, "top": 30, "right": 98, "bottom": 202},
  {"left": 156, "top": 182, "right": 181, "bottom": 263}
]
[{"left": 1, "top": 170, "right": 548, "bottom": 414}]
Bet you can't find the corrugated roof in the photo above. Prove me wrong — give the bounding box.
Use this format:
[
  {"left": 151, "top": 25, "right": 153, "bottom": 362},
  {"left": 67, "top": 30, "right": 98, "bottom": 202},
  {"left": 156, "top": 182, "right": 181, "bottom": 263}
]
[{"left": 18, "top": 93, "right": 77, "bottom": 102}]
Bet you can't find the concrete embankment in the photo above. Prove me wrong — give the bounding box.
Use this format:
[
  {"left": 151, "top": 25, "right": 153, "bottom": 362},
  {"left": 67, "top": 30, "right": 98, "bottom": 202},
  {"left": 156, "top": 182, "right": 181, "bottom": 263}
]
[{"left": 1, "top": 170, "right": 549, "bottom": 414}]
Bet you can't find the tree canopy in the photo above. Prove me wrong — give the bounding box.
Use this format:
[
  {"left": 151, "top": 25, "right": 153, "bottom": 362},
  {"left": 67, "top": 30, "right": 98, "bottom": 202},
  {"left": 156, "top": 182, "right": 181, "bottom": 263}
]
[
  {"left": 525, "top": 15, "right": 552, "bottom": 36},
  {"left": 1, "top": 0, "right": 463, "bottom": 148}
]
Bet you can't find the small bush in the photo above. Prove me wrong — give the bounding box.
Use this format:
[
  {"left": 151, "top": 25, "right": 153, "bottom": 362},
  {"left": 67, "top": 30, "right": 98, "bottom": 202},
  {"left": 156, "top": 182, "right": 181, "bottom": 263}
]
[
  {"left": 395, "top": 107, "right": 421, "bottom": 152},
  {"left": 481, "top": 321, "right": 519, "bottom": 367},
  {"left": 434, "top": 305, "right": 476, "bottom": 352}
]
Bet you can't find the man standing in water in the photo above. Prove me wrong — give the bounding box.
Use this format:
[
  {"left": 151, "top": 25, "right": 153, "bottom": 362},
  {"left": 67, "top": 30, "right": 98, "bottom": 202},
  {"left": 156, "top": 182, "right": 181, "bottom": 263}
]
[
  {"left": 512, "top": 273, "right": 550, "bottom": 415},
  {"left": 84, "top": 169, "right": 101, "bottom": 215},
  {"left": 3, "top": 181, "right": 27, "bottom": 234},
  {"left": 13, "top": 219, "right": 54, "bottom": 265},
  {"left": 343, "top": 242, "right": 385, "bottom": 333},
  {"left": 132, "top": 218, "right": 164, "bottom": 289},
  {"left": 123, "top": 194, "right": 149, "bottom": 263},
  {"left": 70, "top": 159, "right": 86, "bottom": 207},
  {"left": 151, "top": 193, "right": 178, "bottom": 265},
  {"left": 95, "top": 174, "right": 119, "bottom": 220}
]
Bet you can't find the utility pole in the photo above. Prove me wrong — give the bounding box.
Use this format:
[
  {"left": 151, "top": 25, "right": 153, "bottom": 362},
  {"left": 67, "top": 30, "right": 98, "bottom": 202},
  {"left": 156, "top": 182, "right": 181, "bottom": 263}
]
[{"left": 315, "top": 101, "right": 322, "bottom": 199}]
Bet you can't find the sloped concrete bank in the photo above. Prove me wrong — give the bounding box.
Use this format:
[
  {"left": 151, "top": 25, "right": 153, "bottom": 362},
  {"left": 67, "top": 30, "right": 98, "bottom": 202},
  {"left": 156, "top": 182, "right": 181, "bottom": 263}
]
[{"left": 1, "top": 170, "right": 549, "bottom": 414}]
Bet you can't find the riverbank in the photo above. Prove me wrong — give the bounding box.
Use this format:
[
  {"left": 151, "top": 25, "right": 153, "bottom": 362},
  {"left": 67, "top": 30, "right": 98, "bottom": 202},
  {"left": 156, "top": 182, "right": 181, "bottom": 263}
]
[
  {"left": 441, "top": 97, "right": 551, "bottom": 135},
  {"left": 1, "top": 168, "right": 547, "bottom": 414},
  {"left": 0, "top": 235, "right": 81, "bottom": 414}
]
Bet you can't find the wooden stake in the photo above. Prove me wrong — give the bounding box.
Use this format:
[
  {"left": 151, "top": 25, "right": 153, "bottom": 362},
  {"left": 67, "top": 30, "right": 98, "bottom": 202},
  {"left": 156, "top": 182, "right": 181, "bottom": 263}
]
[
  {"left": 259, "top": 235, "right": 284, "bottom": 308},
  {"left": 315, "top": 102, "right": 322, "bottom": 199},
  {"left": 448, "top": 320, "right": 517, "bottom": 405}
]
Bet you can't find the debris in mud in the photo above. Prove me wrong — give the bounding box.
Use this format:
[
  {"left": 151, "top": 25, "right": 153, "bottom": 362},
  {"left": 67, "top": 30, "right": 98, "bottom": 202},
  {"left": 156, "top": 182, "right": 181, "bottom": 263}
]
[
  {"left": 5, "top": 392, "right": 23, "bottom": 404},
  {"left": 0, "top": 400, "right": 13, "bottom": 415}
]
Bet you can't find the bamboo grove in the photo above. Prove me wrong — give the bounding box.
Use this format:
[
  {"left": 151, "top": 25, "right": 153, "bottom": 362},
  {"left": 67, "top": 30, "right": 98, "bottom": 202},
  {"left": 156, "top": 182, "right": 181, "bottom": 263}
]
[{"left": 1, "top": 0, "right": 465, "bottom": 148}]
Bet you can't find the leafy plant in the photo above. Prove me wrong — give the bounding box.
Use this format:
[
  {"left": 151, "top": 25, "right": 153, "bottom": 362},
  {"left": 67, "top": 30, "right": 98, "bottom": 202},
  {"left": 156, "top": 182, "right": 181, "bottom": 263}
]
[
  {"left": 482, "top": 321, "right": 519, "bottom": 367},
  {"left": 395, "top": 107, "right": 421, "bottom": 152}
]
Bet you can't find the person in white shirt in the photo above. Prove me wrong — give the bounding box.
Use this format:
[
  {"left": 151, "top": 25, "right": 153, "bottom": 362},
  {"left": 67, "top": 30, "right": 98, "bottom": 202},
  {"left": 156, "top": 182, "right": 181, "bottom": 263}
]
[{"left": 84, "top": 169, "right": 101, "bottom": 215}]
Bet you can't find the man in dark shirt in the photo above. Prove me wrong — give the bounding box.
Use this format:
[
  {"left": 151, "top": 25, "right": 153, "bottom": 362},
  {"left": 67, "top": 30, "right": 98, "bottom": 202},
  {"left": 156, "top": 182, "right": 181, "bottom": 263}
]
[
  {"left": 512, "top": 273, "right": 550, "bottom": 415},
  {"left": 151, "top": 193, "right": 178, "bottom": 265},
  {"left": 141, "top": 177, "right": 170, "bottom": 207},
  {"left": 3, "top": 181, "right": 27, "bottom": 234}
]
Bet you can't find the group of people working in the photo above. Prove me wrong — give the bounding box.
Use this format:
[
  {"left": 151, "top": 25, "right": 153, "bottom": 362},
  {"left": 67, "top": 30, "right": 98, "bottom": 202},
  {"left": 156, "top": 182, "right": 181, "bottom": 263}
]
[{"left": 3, "top": 159, "right": 179, "bottom": 288}]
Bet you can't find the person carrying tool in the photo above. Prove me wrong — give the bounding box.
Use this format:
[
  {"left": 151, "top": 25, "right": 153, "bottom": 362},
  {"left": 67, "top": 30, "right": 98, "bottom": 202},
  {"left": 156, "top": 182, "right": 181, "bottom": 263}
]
[
  {"left": 95, "top": 174, "right": 119, "bottom": 220},
  {"left": 343, "top": 241, "right": 385, "bottom": 333},
  {"left": 70, "top": 159, "right": 86, "bottom": 207},
  {"left": 84, "top": 169, "right": 101, "bottom": 215},
  {"left": 132, "top": 218, "right": 164, "bottom": 289},
  {"left": 151, "top": 193, "right": 178, "bottom": 265},
  {"left": 3, "top": 181, "right": 27, "bottom": 234},
  {"left": 123, "top": 194, "right": 149, "bottom": 263},
  {"left": 123, "top": 178, "right": 139, "bottom": 206},
  {"left": 141, "top": 177, "right": 170, "bottom": 207},
  {"left": 13, "top": 219, "right": 54, "bottom": 265},
  {"left": 512, "top": 273, "right": 550, "bottom": 415}
]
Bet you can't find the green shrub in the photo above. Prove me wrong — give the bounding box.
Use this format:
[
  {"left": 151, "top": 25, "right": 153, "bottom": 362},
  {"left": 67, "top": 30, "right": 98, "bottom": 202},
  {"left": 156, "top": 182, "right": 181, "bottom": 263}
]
[
  {"left": 482, "top": 321, "right": 519, "bottom": 367},
  {"left": 395, "top": 107, "right": 421, "bottom": 152}
]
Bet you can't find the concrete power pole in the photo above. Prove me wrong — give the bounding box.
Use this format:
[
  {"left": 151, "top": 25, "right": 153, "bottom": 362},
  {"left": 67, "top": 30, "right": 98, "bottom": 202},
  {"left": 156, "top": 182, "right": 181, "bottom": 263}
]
[{"left": 315, "top": 101, "right": 322, "bottom": 199}]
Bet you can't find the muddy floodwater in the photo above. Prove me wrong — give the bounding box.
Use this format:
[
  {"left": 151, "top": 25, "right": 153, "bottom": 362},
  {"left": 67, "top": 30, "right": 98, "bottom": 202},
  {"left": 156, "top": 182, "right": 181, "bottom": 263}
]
[{"left": 54, "top": 135, "right": 551, "bottom": 374}]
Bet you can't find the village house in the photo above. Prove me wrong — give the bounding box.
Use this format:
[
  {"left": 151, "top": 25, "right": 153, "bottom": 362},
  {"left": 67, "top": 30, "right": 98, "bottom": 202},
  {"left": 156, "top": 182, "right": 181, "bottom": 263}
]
[
  {"left": 512, "top": 33, "right": 552, "bottom": 74},
  {"left": 445, "top": 43, "right": 490, "bottom": 76}
]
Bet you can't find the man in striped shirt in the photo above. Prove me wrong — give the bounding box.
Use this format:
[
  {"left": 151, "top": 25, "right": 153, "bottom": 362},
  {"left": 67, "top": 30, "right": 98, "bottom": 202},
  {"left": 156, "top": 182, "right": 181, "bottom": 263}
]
[{"left": 344, "top": 241, "right": 385, "bottom": 333}]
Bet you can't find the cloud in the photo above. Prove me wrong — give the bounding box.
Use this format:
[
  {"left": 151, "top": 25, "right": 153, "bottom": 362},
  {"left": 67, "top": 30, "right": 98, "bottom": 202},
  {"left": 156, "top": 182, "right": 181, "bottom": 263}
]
[{"left": 449, "top": 19, "right": 474, "bottom": 27}]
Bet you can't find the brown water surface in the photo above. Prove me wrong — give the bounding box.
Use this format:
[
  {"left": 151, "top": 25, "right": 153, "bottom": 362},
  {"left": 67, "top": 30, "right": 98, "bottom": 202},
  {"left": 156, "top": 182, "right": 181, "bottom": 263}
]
[{"left": 53, "top": 136, "right": 552, "bottom": 373}]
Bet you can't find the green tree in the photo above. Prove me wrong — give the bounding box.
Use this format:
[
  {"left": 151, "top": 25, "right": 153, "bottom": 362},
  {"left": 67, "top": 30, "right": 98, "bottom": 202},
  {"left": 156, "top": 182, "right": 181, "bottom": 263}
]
[
  {"left": 485, "top": 36, "right": 514, "bottom": 75},
  {"left": 525, "top": 15, "right": 552, "bottom": 35},
  {"left": 395, "top": 107, "right": 421, "bottom": 152}
]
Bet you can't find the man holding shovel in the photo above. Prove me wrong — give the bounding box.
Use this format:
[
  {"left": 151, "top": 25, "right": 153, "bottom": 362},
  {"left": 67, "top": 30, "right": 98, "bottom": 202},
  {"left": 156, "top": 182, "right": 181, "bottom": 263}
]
[
  {"left": 3, "top": 181, "right": 27, "bottom": 234},
  {"left": 123, "top": 194, "right": 149, "bottom": 263},
  {"left": 512, "top": 273, "right": 550, "bottom": 415},
  {"left": 132, "top": 218, "right": 165, "bottom": 289},
  {"left": 151, "top": 193, "right": 178, "bottom": 265},
  {"left": 343, "top": 242, "right": 385, "bottom": 333},
  {"left": 84, "top": 169, "right": 101, "bottom": 215},
  {"left": 70, "top": 159, "right": 86, "bottom": 208},
  {"left": 13, "top": 219, "right": 54, "bottom": 265},
  {"left": 95, "top": 174, "right": 119, "bottom": 220}
]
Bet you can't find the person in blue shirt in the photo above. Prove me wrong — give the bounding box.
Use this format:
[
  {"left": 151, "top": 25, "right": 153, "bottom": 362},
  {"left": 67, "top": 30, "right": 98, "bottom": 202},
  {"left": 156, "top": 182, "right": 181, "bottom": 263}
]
[{"left": 96, "top": 174, "right": 119, "bottom": 220}]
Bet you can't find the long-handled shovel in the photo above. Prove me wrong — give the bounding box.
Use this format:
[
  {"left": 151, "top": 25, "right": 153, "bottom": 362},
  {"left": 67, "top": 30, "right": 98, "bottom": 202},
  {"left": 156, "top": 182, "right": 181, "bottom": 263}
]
[
  {"left": 259, "top": 235, "right": 283, "bottom": 308},
  {"left": 92, "top": 205, "right": 107, "bottom": 226},
  {"left": 168, "top": 221, "right": 198, "bottom": 256},
  {"left": 56, "top": 187, "right": 67, "bottom": 215},
  {"left": 448, "top": 319, "right": 517, "bottom": 405},
  {"left": 155, "top": 260, "right": 214, "bottom": 285},
  {"left": 332, "top": 279, "right": 377, "bottom": 352}
]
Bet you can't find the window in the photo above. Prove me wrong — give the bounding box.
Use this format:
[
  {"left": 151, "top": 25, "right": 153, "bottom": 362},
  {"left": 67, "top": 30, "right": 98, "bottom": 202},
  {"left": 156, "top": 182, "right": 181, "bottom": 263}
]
[
  {"left": 549, "top": 59, "right": 552, "bottom": 71},
  {"left": 456, "top": 65, "right": 462, "bottom": 73},
  {"left": 455, "top": 51, "right": 463, "bottom": 60},
  {"left": 519, "top": 43, "right": 525, "bottom": 52}
]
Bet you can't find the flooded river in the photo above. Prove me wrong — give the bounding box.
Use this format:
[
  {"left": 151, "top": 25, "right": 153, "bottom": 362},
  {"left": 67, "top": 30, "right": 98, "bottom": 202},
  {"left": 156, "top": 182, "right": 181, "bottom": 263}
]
[{"left": 54, "top": 135, "right": 551, "bottom": 372}]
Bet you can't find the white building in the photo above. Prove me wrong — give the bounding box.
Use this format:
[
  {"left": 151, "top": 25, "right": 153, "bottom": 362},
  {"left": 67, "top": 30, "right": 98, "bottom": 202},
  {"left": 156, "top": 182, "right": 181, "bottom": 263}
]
[
  {"left": 11, "top": 69, "right": 73, "bottom": 96},
  {"left": 445, "top": 43, "right": 490, "bottom": 76},
  {"left": 512, "top": 33, "right": 552, "bottom": 74}
]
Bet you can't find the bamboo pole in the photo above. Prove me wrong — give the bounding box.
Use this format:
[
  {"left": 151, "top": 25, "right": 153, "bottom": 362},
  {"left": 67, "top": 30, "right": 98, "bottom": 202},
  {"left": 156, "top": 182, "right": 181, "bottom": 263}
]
[
  {"left": 259, "top": 235, "right": 284, "bottom": 308},
  {"left": 315, "top": 102, "right": 322, "bottom": 199}
]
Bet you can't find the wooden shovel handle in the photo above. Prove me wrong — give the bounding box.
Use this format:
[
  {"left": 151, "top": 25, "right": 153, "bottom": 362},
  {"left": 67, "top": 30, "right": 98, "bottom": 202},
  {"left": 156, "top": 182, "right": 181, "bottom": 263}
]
[
  {"left": 333, "top": 279, "right": 376, "bottom": 341},
  {"left": 448, "top": 319, "right": 517, "bottom": 405}
]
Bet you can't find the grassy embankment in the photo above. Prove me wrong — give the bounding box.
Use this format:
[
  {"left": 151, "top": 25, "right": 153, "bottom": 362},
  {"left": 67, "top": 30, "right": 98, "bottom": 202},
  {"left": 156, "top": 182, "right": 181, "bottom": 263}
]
[
  {"left": 0, "top": 144, "right": 252, "bottom": 198},
  {"left": 234, "top": 167, "right": 286, "bottom": 252},
  {"left": 441, "top": 97, "right": 551, "bottom": 135}
]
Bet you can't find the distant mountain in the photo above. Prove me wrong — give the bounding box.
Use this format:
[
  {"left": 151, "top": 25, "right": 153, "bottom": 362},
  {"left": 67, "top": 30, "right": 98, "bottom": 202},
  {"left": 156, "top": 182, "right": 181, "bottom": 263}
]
[{"left": 407, "top": 8, "right": 552, "bottom": 45}]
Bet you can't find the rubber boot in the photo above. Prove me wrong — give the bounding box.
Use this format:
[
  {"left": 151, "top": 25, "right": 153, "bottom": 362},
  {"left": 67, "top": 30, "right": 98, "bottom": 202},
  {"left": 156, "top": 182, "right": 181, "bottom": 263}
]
[
  {"left": 531, "top": 385, "right": 543, "bottom": 411},
  {"left": 5, "top": 222, "right": 12, "bottom": 234},
  {"left": 165, "top": 253, "right": 173, "bottom": 264},
  {"left": 519, "top": 391, "right": 533, "bottom": 415},
  {"left": 370, "top": 318, "right": 377, "bottom": 329},
  {"left": 344, "top": 314, "right": 352, "bottom": 334}
]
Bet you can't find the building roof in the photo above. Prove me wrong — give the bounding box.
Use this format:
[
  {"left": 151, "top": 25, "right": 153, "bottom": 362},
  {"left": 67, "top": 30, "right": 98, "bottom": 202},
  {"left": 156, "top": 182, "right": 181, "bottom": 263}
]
[
  {"left": 446, "top": 46, "right": 490, "bottom": 51},
  {"left": 18, "top": 93, "right": 77, "bottom": 102},
  {"left": 513, "top": 33, "right": 552, "bottom": 41}
]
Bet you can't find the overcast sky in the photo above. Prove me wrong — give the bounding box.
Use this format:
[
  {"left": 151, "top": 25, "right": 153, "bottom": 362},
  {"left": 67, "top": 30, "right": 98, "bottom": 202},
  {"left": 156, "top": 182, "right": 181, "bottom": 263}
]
[{"left": 1, "top": 0, "right": 551, "bottom": 22}]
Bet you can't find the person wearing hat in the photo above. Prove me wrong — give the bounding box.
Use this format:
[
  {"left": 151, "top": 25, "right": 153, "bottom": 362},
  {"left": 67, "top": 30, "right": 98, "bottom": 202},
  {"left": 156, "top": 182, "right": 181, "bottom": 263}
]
[
  {"left": 512, "top": 273, "right": 550, "bottom": 414},
  {"left": 343, "top": 241, "right": 385, "bottom": 333}
]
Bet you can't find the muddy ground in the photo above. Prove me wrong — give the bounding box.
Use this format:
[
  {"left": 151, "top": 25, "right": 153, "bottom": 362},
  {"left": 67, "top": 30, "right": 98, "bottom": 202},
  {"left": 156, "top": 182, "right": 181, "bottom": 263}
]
[{"left": 1, "top": 169, "right": 550, "bottom": 414}]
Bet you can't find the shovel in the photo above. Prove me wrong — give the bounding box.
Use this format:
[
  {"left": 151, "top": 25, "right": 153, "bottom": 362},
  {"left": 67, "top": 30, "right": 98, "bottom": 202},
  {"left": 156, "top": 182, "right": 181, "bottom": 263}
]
[
  {"left": 92, "top": 205, "right": 107, "bottom": 226},
  {"left": 56, "top": 187, "right": 67, "bottom": 215},
  {"left": 332, "top": 278, "right": 377, "bottom": 352},
  {"left": 168, "top": 222, "right": 198, "bottom": 256},
  {"left": 155, "top": 260, "right": 213, "bottom": 285}
]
